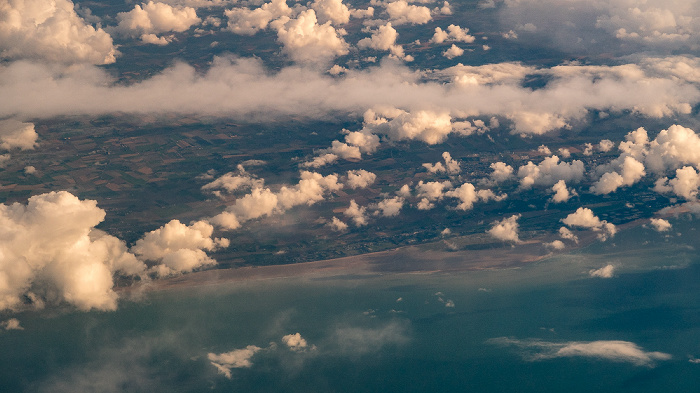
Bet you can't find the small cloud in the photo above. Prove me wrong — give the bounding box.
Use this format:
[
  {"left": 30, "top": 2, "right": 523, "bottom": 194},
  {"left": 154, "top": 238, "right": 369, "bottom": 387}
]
[
  {"left": 208, "top": 345, "right": 262, "bottom": 378},
  {"left": 649, "top": 218, "right": 672, "bottom": 232},
  {"left": 1, "top": 318, "right": 23, "bottom": 331},
  {"left": 282, "top": 333, "right": 309, "bottom": 351},
  {"left": 589, "top": 264, "right": 615, "bottom": 278}
]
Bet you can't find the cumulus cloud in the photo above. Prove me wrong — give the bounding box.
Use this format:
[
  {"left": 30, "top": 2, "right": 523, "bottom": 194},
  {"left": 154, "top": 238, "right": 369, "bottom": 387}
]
[
  {"left": 373, "top": 196, "right": 404, "bottom": 217},
  {"left": 416, "top": 180, "right": 451, "bottom": 201},
  {"left": 645, "top": 125, "right": 700, "bottom": 174},
  {"left": 0, "top": 191, "right": 145, "bottom": 312},
  {"left": 344, "top": 199, "right": 368, "bottom": 226},
  {"left": 430, "top": 24, "right": 475, "bottom": 44},
  {"left": 488, "top": 214, "right": 521, "bottom": 243},
  {"left": 591, "top": 156, "right": 646, "bottom": 194},
  {"left": 282, "top": 332, "right": 309, "bottom": 351},
  {"left": 210, "top": 171, "right": 342, "bottom": 229},
  {"left": 201, "top": 165, "right": 264, "bottom": 196},
  {"left": 0, "top": 0, "right": 116, "bottom": 64},
  {"left": 346, "top": 169, "right": 377, "bottom": 189},
  {"left": 655, "top": 166, "right": 700, "bottom": 199},
  {"left": 562, "top": 207, "right": 616, "bottom": 241},
  {"left": 599, "top": 139, "right": 615, "bottom": 152},
  {"left": 1, "top": 318, "right": 22, "bottom": 330},
  {"left": 446, "top": 183, "right": 506, "bottom": 211},
  {"left": 490, "top": 337, "right": 671, "bottom": 367},
  {"left": 327, "top": 216, "right": 348, "bottom": 231},
  {"left": 208, "top": 345, "right": 262, "bottom": 378},
  {"left": 558, "top": 226, "right": 579, "bottom": 243},
  {"left": 649, "top": 218, "right": 672, "bottom": 232},
  {"left": 589, "top": 264, "right": 615, "bottom": 278},
  {"left": 383, "top": 1, "right": 432, "bottom": 25},
  {"left": 224, "top": 0, "right": 291, "bottom": 35},
  {"left": 114, "top": 1, "right": 201, "bottom": 43},
  {"left": 311, "top": 0, "right": 351, "bottom": 25},
  {"left": 517, "top": 155, "right": 585, "bottom": 189},
  {"left": 131, "top": 220, "right": 229, "bottom": 277},
  {"left": 363, "top": 108, "right": 453, "bottom": 145},
  {"left": 0, "top": 119, "right": 38, "bottom": 150},
  {"left": 544, "top": 240, "right": 565, "bottom": 250},
  {"left": 357, "top": 22, "right": 411, "bottom": 60},
  {"left": 271, "top": 9, "right": 349, "bottom": 63},
  {"left": 480, "top": 162, "right": 514, "bottom": 186},
  {"left": 550, "top": 180, "right": 576, "bottom": 203},
  {"left": 423, "top": 151, "right": 460, "bottom": 174},
  {"left": 442, "top": 44, "right": 464, "bottom": 59}
]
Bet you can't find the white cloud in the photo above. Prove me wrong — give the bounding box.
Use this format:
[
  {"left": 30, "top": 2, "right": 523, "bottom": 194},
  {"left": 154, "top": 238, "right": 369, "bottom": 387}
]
[
  {"left": 363, "top": 108, "right": 453, "bottom": 145},
  {"left": 132, "top": 220, "right": 229, "bottom": 277},
  {"left": 550, "top": 180, "right": 576, "bottom": 203},
  {"left": 1, "top": 318, "right": 22, "bottom": 330},
  {"left": 589, "top": 264, "right": 615, "bottom": 278},
  {"left": 346, "top": 169, "right": 377, "bottom": 189},
  {"left": 655, "top": 166, "right": 700, "bottom": 199},
  {"left": 562, "top": 207, "right": 616, "bottom": 241},
  {"left": 303, "top": 152, "right": 339, "bottom": 168},
  {"left": 282, "top": 332, "right": 309, "bottom": 351},
  {"left": 416, "top": 180, "right": 451, "bottom": 201},
  {"left": 423, "top": 151, "right": 460, "bottom": 174},
  {"left": 344, "top": 199, "right": 368, "bottom": 226},
  {"left": 481, "top": 162, "right": 514, "bottom": 186},
  {"left": 384, "top": 1, "right": 432, "bottom": 25},
  {"left": 430, "top": 24, "right": 475, "bottom": 44},
  {"left": 0, "top": 119, "right": 38, "bottom": 150},
  {"left": 646, "top": 125, "right": 700, "bottom": 174},
  {"left": 442, "top": 44, "right": 464, "bottom": 59},
  {"left": 490, "top": 337, "right": 671, "bottom": 366},
  {"left": 517, "top": 155, "right": 585, "bottom": 189},
  {"left": 558, "top": 226, "right": 579, "bottom": 243},
  {"left": 649, "top": 218, "right": 672, "bottom": 232},
  {"left": 327, "top": 216, "right": 348, "bottom": 231},
  {"left": 446, "top": 183, "right": 506, "bottom": 211},
  {"left": 115, "top": 1, "right": 201, "bottom": 39},
  {"left": 488, "top": 214, "right": 521, "bottom": 243},
  {"left": 591, "top": 156, "right": 646, "bottom": 194},
  {"left": 208, "top": 345, "right": 262, "bottom": 378},
  {"left": 544, "top": 240, "right": 566, "bottom": 250},
  {"left": 373, "top": 196, "right": 404, "bottom": 217},
  {"left": 0, "top": 0, "right": 116, "bottom": 64},
  {"left": 210, "top": 171, "right": 341, "bottom": 229},
  {"left": 224, "top": 0, "right": 291, "bottom": 35},
  {"left": 311, "top": 0, "right": 351, "bottom": 25},
  {"left": 201, "top": 165, "right": 264, "bottom": 195},
  {"left": 272, "top": 9, "right": 349, "bottom": 63},
  {"left": 599, "top": 139, "right": 615, "bottom": 152},
  {"left": 0, "top": 191, "right": 145, "bottom": 312}
]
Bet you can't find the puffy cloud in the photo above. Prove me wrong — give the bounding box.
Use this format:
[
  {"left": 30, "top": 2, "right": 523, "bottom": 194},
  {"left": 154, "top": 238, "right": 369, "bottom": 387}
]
[
  {"left": 344, "top": 199, "right": 368, "bottom": 226},
  {"left": 599, "top": 139, "right": 615, "bottom": 152},
  {"left": 442, "top": 44, "right": 464, "bottom": 59},
  {"left": 344, "top": 130, "right": 381, "bottom": 153},
  {"left": 327, "top": 216, "right": 348, "bottom": 231},
  {"left": 0, "top": 318, "right": 22, "bottom": 330},
  {"left": 311, "top": 0, "right": 350, "bottom": 25},
  {"left": 488, "top": 214, "right": 521, "bottom": 243},
  {"left": 224, "top": 0, "right": 291, "bottom": 35},
  {"left": 114, "top": 1, "right": 201, "bottom": 41},
  {"left": 384, "top": 1, "right": 432, "bottom": 25},
  {"left": 655, "top": 166, "right": 700, "bottom": 199},
  {"left": 446, "top": 183, "right": 506, "bottom": 211},
  {"left": 544, "top": 240, "right": 565, "bottom": 250},
  {"left": 423, "top": 151, "right": 460, "bottom": 174},
  {"left": 272, "top": 9, "right": 350, "bottom": 63},
  {"left": 0, "top": 0, "right": 116, "bottom": 64},
  {"left": 132, "top": 220, "right": 229, "bottom": 277},
  {"left": 211, "top": 171, "right": 341, "bottom": 229},
  {"left": 302, "top": 152, "right": 339, "bottom": 168},
  {"left": 490, "top": 337, "right": 671, "bottom": 367},
  {"left": 373, "top": 196, "right": 404, "bottom": 217},
  {"left": 480, "top": 162, "right": 514, "bottom": 186},
  {"left": 282, "top": 332, "right": 309, "bottom": 351},
  {"left": 430, "top": 24, "right": 475, "bottom": 44},
  {"left": 550, "top": 180, "right": 576, "bottom": 203},
  {"left": 649, "top": 218, "right": 672, "bottom": 232},
  {"left": 562, "top": 207, "right": 616, "bottom": 241},
  {"left": 646, "top": 125, "right": 700, "bottom": 174},
  {"left": 0, "top": 119, "right": 38, "bottom": 150},
  {"left": 558, "top": 148, "right": 571, "bottom": 158},
  {"left": 517, "top": 155, "right": 585, "bottom": 189},
  {"left": 357, "top": 22, "right": 412, "bottom": 61},
  {"left": 364, "top": 108, "right": 453, "bottom": 145},
  {"left": 0, "top": 191, "right": 145, "bottom": 312},
  {"left": 346, "top": 169, "right": 377, "bottom": 189},
  {"left": 538, "top": 145, "right": 552, "bottom": 155},
  {"left": 208, "top": 345, "right": 262, "bottom": 378},
  {"left": 591, "top": 156, "right": 646, "bottom": 194},
  {"left": 589, "top": 264, "right": 615, "bottom": 278},
  {"left": 201, "top": 165, "right": 264, "bottom": 195},
  {"left": 507, "top": 111, "right": 569, "bottom": 135},
  {"left": 558, "top": 226, "right": 579, "bottom": 243},
  {"left": 416, "top": 180, "right": 451, "bottom": 201}
]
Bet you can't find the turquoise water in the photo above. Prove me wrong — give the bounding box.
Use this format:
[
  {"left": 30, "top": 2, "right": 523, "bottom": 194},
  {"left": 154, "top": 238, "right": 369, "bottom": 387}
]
[{"left": 2, "top": 220, "right": 700, "bottom": 392}]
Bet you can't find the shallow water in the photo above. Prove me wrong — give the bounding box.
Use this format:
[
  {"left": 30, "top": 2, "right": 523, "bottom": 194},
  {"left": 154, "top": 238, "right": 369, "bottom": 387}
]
[{"left": 2, "top": 218, "right": 700, "bottom": 392}]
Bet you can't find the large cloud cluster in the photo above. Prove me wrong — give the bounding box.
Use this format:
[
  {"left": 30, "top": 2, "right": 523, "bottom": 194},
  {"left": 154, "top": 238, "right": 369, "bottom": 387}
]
[
  {"left": 0, "top": 0, "right": 116, "bottom": 64},
  {"left": 517, "top": 155, "right": 585, "bottom": 189},
  {"left": 0, "top": 192, "right": 145, "bottom": 312}
]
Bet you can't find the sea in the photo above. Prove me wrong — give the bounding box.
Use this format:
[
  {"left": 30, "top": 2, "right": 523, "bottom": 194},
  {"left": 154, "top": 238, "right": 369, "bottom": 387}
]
[{"left": 1, "top": 217, "right": 700, "bottom": 392}]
